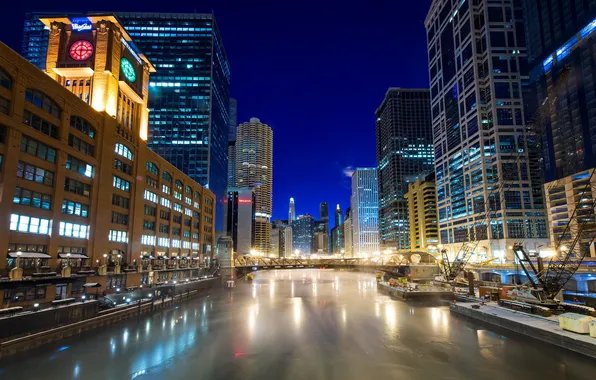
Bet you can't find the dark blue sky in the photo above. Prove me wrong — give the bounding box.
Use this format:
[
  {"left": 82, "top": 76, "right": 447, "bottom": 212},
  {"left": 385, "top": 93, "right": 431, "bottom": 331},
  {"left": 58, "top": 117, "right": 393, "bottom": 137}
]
[{"left": 0, "top": 0, "right": 433, "bottom": 222}]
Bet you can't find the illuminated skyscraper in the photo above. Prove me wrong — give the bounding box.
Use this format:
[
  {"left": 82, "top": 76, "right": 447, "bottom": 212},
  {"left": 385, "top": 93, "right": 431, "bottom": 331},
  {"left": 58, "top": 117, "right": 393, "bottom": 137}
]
[
  {"left": 234, "top": 118, "right": 273, "bottom": 254},
  {"left": 331, "top": 204, "right": 344, "bottom": 254},
  {"left": 292, "top": 215, "right": 315, "bottom": 255},
  {"left": 375, "top": 88, "right": 433, "bottom": 250},
  {"left": 425, "top": 0, "right": 548, "bottom": 260},
  {"left": 351, "top": 168, "right": 379, "bottom": 256},
  {"left": 289, "top": 197, "right": 296, "bottom": 223}
]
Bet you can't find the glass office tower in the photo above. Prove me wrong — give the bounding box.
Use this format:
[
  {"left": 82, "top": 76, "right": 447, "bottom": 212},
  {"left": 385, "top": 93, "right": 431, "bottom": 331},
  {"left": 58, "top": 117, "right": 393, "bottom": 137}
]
[
  {"left": 21, "top": 12, "right": 231, "bottom": 229},
  {"left": 425, "top": 0, "right": 548, "bottom": 261}
]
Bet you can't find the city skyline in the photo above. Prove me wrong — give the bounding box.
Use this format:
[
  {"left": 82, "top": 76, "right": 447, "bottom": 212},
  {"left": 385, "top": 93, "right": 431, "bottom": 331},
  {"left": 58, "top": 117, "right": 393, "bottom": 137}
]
[{"left": 0, "top": 0, "right": 433, "bottom": 222}]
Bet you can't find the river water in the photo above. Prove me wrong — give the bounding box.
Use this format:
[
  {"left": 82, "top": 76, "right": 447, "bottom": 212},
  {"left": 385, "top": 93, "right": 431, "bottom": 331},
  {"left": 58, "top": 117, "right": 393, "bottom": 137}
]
[{"left": 1, "top": 269, "right": 595, "bottom": 379}]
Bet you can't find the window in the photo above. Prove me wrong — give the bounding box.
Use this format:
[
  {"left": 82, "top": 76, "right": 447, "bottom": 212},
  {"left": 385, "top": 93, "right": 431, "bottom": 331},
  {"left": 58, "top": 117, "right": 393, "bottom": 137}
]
[
  {"left": 0, "top": 67, "right": 11, "bottom": 90},
  {"left": 25, "top": 89, "right": 61, "bottom": 118},
  {"left": 70, "top": 116, "right": 96, "bottom": 139},
  {"left": 146, "top": 161, "right": 158, "bottom": 175},
  {"left": 194, "top": 201, "right": 200, "bottom": 209},
  {"left": 174, "top": 203, "right": 182, "bottom": 212},
  {"left": 158, "top": 237, "right": 169, "bottom": 247},
  {"left": 193, "top": 233, "right": 199, "bottom": 239},
  {"left": 174, "top": 191, "right": 182, "bottom": 200},
  {"left": 173, "top": 215, "right": 182, "bottom": 224},
  {"left": 68, "top": 134, "right": 95, "bottom": 156},
  {"left": 112, "top": 194, "right": 130, "bottom": 209},
  {"left": 162, "top": 171, "right": 172, "bottom": 183},
  {"left": 183, "top": 230, "right": 191, "bottom": 238},
  {"left": 115, "top": 143, "right": 133, "bottom": 160},
  {"left": 192, "top": 242, "right": 199, "bottom": 250},
  {"left": 59, "top": 222, "right": 89, "bottom": 239},
  {"left": 194, "top": 191, "right": 200, "bottom": 199},
  {"left": 172, "top": 227, "right": 181, "bottom": 236},
  {"left": 184, "top": 218, "right": 191, "bottom": 227},
  {"left": 161, "top": 198, "right": 171, "bottom": 208},
  {"left": 113, "top": 176, "right": 131, "bottom": 192},
  {"left": 185, "top": 208, "right": 193, "bottom": 217},
  {"left": 111, "top": 211, "right": 129, "bottom": 225},
  {"left": 143, "top": 220, "right": 155, "bottom": 230},
  {"left": 185, "top": 185, "right": 192, "bottom": 194},
  {"left": 193, "top": 211, "right": 200, "bottom": 219},
  {"left": 22, "top": 110, "right": 59, "bottom": 139},
  {"left": 109, "top": 230, "right": 128, "bottom": 243},
  {"left": 159, "top": 223, "right": 169, "bottom": 233},
  {"left": 185, "top": 197, "right": 192, "bottom": 205},
  {"left": 58, "top": 246, "right": 86, "bottom": 255},
  {"left": 145, "top": 175, "right": 158, "bottom": 188},
  {"left": 160, "top": 210, "right": 170, "bottom": 220},
  {"left": 144, "top": 205, "right": 156, "bottom": 216},
  {"left": 66, "top": 155, "right": 93, "bottom": 177},
  {"left": 0, "top": 96, "right": 10, "bottom": 115},
  {"left": 175, "top": 180, "right": 183, "bottom": 190},
  {"left": 61, "top": 200, "right": 89, "bottom": 217},
  {"left": 114, "top": 159, "right": 132, "bottom": 175},
  {"left": 64, "top": 177, "right": 90, "bottom": 197},
  {"left": 9, "top": 214, "right": 50, "bottom": 234},
  {"left": 142, "top": 235, "right": 156, "bottom": 245},
  {"left": 14, "top": 187, "right": 52, "bottom": 210},
  {"left": 144, "top": 190, "right": 158, "bottom": 203},
  {"left": 17, "top": 161, "right": 54, "bottom": 186},
  {"left": 193, "top": 221, "right": 200, "bottom": 229},
  {"left": 0, "top": 124, "right": 5, "bottom": 143},
  {"left": 171, "top": 239, "right": 181, "bottom": 248},
  {"left": 162, "top": 184, "right": 171, "bottom": 194}
]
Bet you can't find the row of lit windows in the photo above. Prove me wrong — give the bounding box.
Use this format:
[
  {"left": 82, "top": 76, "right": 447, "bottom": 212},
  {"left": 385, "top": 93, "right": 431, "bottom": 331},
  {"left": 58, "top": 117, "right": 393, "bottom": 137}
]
[{"left": 109, "top": 230, "right": 128, "bottom": 243}]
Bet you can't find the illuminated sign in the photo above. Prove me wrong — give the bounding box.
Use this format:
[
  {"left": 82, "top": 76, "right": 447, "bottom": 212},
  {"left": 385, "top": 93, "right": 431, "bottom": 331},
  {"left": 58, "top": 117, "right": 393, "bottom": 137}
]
[
  {"left": 238, "top": 199, "right": 252, "bottom": 204},
  {"left": 120, "top": 58, "right": 136, "bottom": 82},
  {"left": 70, "top": 18, "right": 92, "bottom": 32}
]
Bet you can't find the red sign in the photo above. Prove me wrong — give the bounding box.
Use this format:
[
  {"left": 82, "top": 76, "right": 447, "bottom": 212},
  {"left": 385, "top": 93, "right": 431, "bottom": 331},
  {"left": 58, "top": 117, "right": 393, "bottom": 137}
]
[{"left": 238, "top": 199, "right": 252, "bottom": 204}]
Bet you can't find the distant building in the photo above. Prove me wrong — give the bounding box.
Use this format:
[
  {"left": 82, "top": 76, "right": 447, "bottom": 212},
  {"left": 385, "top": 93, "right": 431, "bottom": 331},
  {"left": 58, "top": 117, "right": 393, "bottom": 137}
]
[
  {"left": 314, "top": 221, "right": 328, "bottom": 253},
  {"left": 351, "top": 168, "right": 379, "bottom": 256},
  {"left": 292, "top": 215, "right": 315, "bottom": 255},
  {"left": 234, "top": 118, "right": 273, "bottom": 254},
  {"left": 319, "top": 202, "right": 329, "bottom": 252},
  {"left": 405, "top": 174, "right": 438, "bottom": 251},
  {"left": 289, "top": 197, "right": 296, "bottom": 223},
  {"left": 344, "top": 208, "right": 353, "bottom": 257},
  {"left": 228, "top": 98, "right": 238, "bottom": 140},
  {"left": 331, "top": 204, "right": 344, "bottom": 254},
  {"left": 375, "top": 88, "right": 433, "bottom": 251},
  {"left": 228, "top": 140, "right": 236, "bottom": 189},
  {"left": 223, "top": 188, "right": 256, "bottom": 255},
  {"left": 271, "top": 219, "right": 291, "bottom": 258}
]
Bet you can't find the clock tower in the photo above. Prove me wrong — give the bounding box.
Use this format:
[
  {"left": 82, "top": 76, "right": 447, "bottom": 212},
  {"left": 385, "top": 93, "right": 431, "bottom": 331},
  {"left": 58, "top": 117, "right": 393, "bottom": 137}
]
[{"left": 38, "top": 14, "right": 155, "bottom": 141}]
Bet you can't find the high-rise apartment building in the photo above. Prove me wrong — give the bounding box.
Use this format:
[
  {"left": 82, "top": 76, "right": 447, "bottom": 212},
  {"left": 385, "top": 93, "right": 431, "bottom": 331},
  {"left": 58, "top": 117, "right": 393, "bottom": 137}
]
[
  {"left": 351, "top": 168, "right": 380, "bottom": 257},
  {"left": 375, "top": 88, "right": 433, "bottom": 251},
  {"left": 289, "top": 197, "right": 296, "bottom": 223},
  {"left": 523, "top": 1, "right": 596, "bottom": 182},
  {"left": 344, "top": 208, "right": 353, "bottom": 257},
  {"left": 292, "top": 215, "right": 315, "bottom": 255},
  {"left": 426, "top": 0, "right": 548, "bottom": 260},
  {"left": 223, "top": 188, "right": 255, "bottom": 255},
  {"left": 405, "top": 174, "right": 439, "bottom": 251},
  {"left": 0, "top": 15, "right": 215, "bottom": 308},
  {"left": 234, "top": 118, "right": 273, "bottom": 254},
  {"left": 21, "top": 12, "right": 231, "bottom": 230}
]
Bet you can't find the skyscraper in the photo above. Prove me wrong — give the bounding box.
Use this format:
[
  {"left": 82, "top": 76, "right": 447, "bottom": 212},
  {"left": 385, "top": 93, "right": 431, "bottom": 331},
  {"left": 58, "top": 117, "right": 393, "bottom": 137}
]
[
  {"left": 292, "top": 215, "right": 315, "bottom": 255},
  {"left": 228, "top": 98, "right": 238, "bottom": 140},
  {"left": 289, "top": 198, "right": 296, "bottom": 223},
  {"left": 375, "top": 88, "right": 433, "bottom": 251},
  {"left": 523, "top": 1, "right": 596, "bottom": 182},
  {"left": 319, "top": 202, "right": 329, "bottom": 252},
  {"left": 227, "top": 98, "right": 238, "bottom": 189},
  {"left": 331, "top": 204, "right": 344, "bottom": 254},
  {"left": 314, "top": 221, "right": 328, "bottom": 253},
  {"left": 223, "top": 188, "right": 256, "bottom": 254},
  {"left": 271, "top": 219, "right": 291, "bottom": 258},
  {"left": 334, "top": 204, "right": 343, "bottom": 227},
  {"left": 351, "top": 168, "right": 380, "bottom": 256},
  {"left": 344, "top": 208, "right": 353, "bottom": 257},
  {"left": 425, "top": 0, "right": 548, "bottom": 260},
  {"left": 405, "top": 174, "right": 439, "bottom": 251},
  {"left": 234, "top": 118, "right": 273, "bottom": 254}
]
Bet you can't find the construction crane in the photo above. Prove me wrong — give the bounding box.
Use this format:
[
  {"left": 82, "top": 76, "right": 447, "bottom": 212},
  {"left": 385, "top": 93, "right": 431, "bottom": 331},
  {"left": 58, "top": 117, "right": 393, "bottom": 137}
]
[{"left": 438, "top": 66, "right": 573, "bottom": 285}]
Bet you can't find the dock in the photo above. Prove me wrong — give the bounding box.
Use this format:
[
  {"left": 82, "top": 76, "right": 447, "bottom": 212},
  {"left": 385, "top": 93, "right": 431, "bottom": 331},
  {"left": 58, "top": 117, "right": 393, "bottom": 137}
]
[
  {"left": 450, "top": 301, "right": 596, "bottom": 359},
  {"left": 377, "top": 281, "right": 453, "bottom": 300}
]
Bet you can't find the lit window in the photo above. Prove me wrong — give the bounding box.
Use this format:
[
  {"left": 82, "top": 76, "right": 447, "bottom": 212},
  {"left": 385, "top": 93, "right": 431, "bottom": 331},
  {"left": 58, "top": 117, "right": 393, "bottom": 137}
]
[
  {"left": 161, "top": 198, "right": 171, "bottom": 208},
  {"left": 183, "top": 241, "right": 191, "bottom": 249},
  {"left": 114, "top": 143, "right": 133, "bottom": 160},
  {"left": 174, "top": 203, "right": 182, "bottom": 212},
  {"left": 171, "top": 239, "right": 181, "bottom": 248},
  {"left": 174, "top": 191, "right": 182, "bottom": 200},
  {"left": 141, "top": 235, "right": 156, "bottom": 245},
  {"left": 192, "top": 242, "right": 200, "bottom": 250},
  {"left": 185, "top": 197, "right": 192, "bottom": 205},
  {"left": 10, "top": 214, "right": 51, "bottom": 235},
  {"left": 185, "top": 208, "right": 192, "bottom": 217},
  {"left": 162, "top": 184, "right": 171, "bottom": 194},
  {"left": 113, "top": 176, "right": 131, "bottom": 192},
  {"left": 158, "top": 237, "right": 169, "bottom": 247},
  {"left": 58, "top": 221, "right": 89, "bottom": 239},
  {"left": 144, "top": 190, "right": 158, "bottom": 203},
  {"left": 108, "top": 230, "right": 128, "bottom": 243}
]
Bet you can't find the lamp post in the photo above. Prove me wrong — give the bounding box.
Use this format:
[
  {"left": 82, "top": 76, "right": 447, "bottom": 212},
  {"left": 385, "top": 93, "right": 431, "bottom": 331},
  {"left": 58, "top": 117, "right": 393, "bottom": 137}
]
[
  {"left": 16, "top": 251, "right": 22, "bottom": 269},
  {"left": 103, "top": 253, "right": 108, "bottom": 265},
  {"left": 66, "top": 252, "right": 71, "bottom": 268}
]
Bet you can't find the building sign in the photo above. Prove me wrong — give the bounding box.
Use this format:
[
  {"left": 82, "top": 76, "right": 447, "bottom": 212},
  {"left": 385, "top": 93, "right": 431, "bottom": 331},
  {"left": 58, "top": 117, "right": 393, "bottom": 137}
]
[
  {"left": 238, "top": 199, "right": 252, "bottom": 204},
  {"left": 70, "top": 18, "right": 92, "bottom": 32}
]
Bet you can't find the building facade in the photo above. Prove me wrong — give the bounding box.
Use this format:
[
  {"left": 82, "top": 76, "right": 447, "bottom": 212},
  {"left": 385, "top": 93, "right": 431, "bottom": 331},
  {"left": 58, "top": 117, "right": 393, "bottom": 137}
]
[
  {"left": 405, "top": 174, "right": 439, "bottom": 251},
  {"left": 223, "top": 187, "right": 255, "bottom": 255},
  {"left": 289, "top": 197, "right": 296, "bottom": 223},
  {"left": 0, "top": 15, "right": 215, "bottom": 308},
  {"left": 344, "top": 208, "right": 353, "bottom": 257},
  {"left": 22, "top": 12, "right": 231, "bottom": 230},
  {"left": 425, "top": 0, "right": 548, "bottom": 261},
  {"left": 234, "top": 118, "right": 273, "bottom": 254},
  {"left": 271, "top": 219, "right": 290, "bottom": 258},
  {"left": 319, "top": 201, "right": 329, "bottom": 252},
  {"left": 351, "top": 168, "right": 379, "bottom": 257},
  {"left": 523, "top": 1, "right": 596, "bottom": 182},
  {"left": 544, "top": 169, "right": 596, "bottom": 257},
  {"left": 292, "top": 214, "right": 314, "bottom": 255},
  {"left": 375, "top": 88, "right": 434, "bottom": 251},
  {"left": 314, "top": 221, "right": 328, "bottom": 253}
]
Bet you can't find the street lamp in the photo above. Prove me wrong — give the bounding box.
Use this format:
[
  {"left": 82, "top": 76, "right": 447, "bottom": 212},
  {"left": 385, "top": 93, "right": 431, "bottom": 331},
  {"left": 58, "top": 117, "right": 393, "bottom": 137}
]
[
  {"left": 66, "top": 252, "right": 71, "bottom": 268},
  {"left": 16, "top": 251, "right": 22, "bottom": 269},
  {"left": 103, "top": 253, "right": 108, "bottom": 265}
]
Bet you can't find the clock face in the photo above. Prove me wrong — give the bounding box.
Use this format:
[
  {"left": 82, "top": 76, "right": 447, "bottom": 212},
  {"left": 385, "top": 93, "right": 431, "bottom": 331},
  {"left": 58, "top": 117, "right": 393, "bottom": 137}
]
[
  {"left": 69, "top": 40, "right": 94, "bottom": 61},
  {"left": 120, "top": 58, "right": 136, "bottom": 82}
]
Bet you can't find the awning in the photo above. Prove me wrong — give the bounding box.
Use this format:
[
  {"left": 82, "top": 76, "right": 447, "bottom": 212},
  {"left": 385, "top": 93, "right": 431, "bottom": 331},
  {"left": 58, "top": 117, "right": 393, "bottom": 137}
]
[
  {"left": 82, "top": 282, "right": 101, "bottom": 288},
  {"left": 58, "top": 253, "right": 89, "bottom": 259},
  {"left": 7, "top": 252, "right": 51, "bottom": 259}
]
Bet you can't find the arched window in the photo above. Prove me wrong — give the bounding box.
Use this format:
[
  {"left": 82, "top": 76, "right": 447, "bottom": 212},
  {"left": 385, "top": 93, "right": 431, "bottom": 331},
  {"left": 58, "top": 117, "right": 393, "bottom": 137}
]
[
  {"left": 70, "top": 116, "right": 96, "bottom": 139},
  {"left": 114, "top": 143, "right": 133, "bottom": 160},
  {"left": 146, "top": 161, "right": 158, "bottom": 175},
  {"left": 185, "top": 185, "right": 192, "bottom": 194},
  {"left": 175, "top": 180, "right": 183, "bottom": 190},
  {"left": 25, "top": 89, "right": 61, "bottom": 118},
  {"left": 0, "top": 67, "right": 12, "bottom": 90},
  {"left": 162, "top": 171, "right": 172, "bottom": 183}
]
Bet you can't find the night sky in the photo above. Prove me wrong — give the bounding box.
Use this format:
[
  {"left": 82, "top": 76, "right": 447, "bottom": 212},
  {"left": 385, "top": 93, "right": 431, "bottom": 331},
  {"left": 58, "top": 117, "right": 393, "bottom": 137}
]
[{"left": 0, "top": 0, "right": 433, "bottom": 222}]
